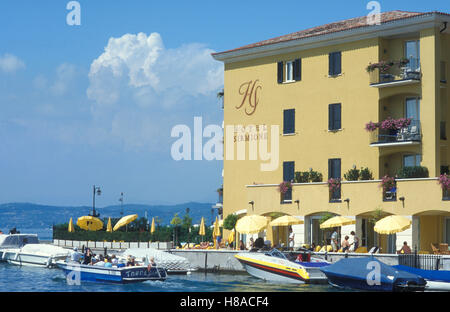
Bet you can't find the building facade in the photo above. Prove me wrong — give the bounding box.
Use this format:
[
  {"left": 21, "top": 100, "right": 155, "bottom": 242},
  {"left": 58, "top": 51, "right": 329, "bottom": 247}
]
[{"left": 212, "top": 11, "right": 450, "bottom": 253}]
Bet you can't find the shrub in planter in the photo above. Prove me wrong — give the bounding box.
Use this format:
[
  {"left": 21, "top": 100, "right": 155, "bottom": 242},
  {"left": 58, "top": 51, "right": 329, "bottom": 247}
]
[
  {"left": 309, "top": 170, "right": 323, "bottom": 182},
  {"left": 359, "top": 167, "right": 374, "bottom": 180},
  {"left": 294, "top": 171, "right": 309, "bottom": 183},
  {"left": 344, "top": 168, "right": 360, "bottom": 181},
  {"left": 396, "top": 166, "right": 429, "bottom": 179}
]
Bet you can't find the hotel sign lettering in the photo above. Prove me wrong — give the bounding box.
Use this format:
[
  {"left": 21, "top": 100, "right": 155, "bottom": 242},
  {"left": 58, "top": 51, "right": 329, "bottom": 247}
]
[{"left": 236, "top": 80, "right": 262, "bottom": 115}]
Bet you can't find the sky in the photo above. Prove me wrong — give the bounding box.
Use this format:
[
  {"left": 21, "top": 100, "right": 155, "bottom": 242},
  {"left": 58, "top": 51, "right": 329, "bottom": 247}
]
[{"left": 0, "top": 0, "right": 449, "bottom": 207}]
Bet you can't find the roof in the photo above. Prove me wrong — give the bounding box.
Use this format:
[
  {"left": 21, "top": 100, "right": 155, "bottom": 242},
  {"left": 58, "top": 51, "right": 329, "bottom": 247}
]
[{"left": 213, "top": 11, "right": 450, "bottom": 58}]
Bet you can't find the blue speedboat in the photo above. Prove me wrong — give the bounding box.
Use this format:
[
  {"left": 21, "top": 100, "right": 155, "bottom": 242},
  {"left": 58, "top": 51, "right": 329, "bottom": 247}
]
[
  {"left": 320, "top": 257, "right": 426, "bottom": 291},
  {"left": 393, "top": 265, "right": 450, "bottom": 291},
  {"left": 56, "top": 260, "right": 167, "bottom": 284}
]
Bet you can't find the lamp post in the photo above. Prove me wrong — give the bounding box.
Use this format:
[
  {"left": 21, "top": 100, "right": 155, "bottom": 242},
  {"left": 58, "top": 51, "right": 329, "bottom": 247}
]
[{"left": 91, "top": 185, "right": 101, "bottom": 217}]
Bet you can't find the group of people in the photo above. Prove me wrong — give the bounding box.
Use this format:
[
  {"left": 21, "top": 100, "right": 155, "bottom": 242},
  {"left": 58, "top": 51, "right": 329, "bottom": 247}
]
[
  {"left": 69, "top": 247, "right": 156, "bottom": 268},
  {"left": 330, "top": 229, "right": 359, "bottom": 252}
]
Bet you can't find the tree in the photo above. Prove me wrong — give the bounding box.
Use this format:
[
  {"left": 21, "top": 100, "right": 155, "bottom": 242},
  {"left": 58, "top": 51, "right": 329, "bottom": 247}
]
[
  {"left": 223, "top": 214, "right": 238, "bottom": 249},
  {"left": 171, "top": 213, "right": 182, "bottom": 246}
]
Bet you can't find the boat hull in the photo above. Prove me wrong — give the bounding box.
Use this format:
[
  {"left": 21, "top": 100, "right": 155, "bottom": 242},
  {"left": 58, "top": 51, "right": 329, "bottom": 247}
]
[
  {"left": 3, "top": 252, "right": 66, "bottom": 267},
  {"left": 393, "top": 265, "right": 450, "bottom": 291},
  {"left": 57, "top": 262, "right": 167, "bottom": 284},
  {"left": 235, "top": 253, "right": 328, "bottom": 284}
]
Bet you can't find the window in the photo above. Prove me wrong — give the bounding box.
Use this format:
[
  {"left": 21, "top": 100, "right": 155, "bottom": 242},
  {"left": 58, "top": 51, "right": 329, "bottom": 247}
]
[
  {"left": 328, "top": 103, "right": 341, "bottom": 130},
  {"left": 283, "top": 161, "right": 295, "bottom": 201},
  {"left": 329, "top": 51, "right": 342, "bottom": 76},
  {"left": 403, "top": 154, "right": 421, "bottom": 167},
  {"left": 285, "top": 61, "right": 293, "bottom": 82},
  {"left": 328, "top": 158, "right": 341, "bottom": 201},
  {"left": 283, "top": 109, "right": 295, "bottom": 134},
  {"left": 405, "top": 40, "right": 420, "bottom": 71},
  {"left": 446, "top": 218, "right": 450, "bottom": 243},
  {"left": 441, "top": 121, "right": 447, "bottom": 140},
  {"left": 277, "top": 58, "right": 301, "bottom": 83},
  {"left": 405, "top": 97, "right": 420, "bottom": 122}
]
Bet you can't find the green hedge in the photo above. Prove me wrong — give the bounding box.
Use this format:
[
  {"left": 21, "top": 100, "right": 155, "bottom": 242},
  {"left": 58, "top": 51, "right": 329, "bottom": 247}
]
[
  {"left": 53, "top": 223, "right": 214, "bottom": 244},
  {"left": 396, "top": 166, "right": 429, "bottom": 179}
]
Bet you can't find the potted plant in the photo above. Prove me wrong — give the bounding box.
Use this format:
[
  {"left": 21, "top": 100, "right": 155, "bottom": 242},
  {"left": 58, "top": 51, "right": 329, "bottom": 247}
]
[
  {"left": 360, "top": 167, "right": 374, "bottom": 180},
  {"left": 439, "top": 174, "right": 450, "bottom": 200},
  {"left": 380, "top": 175, "right": 396, "bottom": 200},
  {"left": 327, "top": 178, "right": 341, "bottom": 201},
  {"left": 344, "top": 168, "right": 360, "bottom": 181},
  {"left": 278, "top": 181, "right": 292, "bottom": 194}
]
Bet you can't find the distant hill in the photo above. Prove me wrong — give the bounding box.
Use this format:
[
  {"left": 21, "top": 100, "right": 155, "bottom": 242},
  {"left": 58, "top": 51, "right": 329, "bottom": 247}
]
[{"left": 0, "top": 202, "right": 218, "bottom": 232}]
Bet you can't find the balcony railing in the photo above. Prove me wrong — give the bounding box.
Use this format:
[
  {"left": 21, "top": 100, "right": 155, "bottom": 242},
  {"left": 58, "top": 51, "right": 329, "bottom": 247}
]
[
  {"left": 369, "top": 58, "right": 421, "bottom": 87},
  {"left": 370, "top": 120, "right": 421, "bottom": 146}
]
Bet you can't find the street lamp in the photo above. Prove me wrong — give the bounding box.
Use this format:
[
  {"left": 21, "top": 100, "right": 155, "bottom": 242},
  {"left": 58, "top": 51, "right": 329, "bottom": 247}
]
[{"left": 91, "top": 185, "right": 101, "bottom": 217}]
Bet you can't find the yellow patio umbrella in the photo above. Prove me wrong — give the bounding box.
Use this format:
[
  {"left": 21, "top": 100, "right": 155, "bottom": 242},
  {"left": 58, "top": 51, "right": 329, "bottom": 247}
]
[
  {"left": 213, "top": 217, "right": 221, "bottom": 248},
  {"left": 270, "top": 215, "right": 304, "bottom": 226},
  {"left": 320, "top": 216, "right": 356, "bottom": 229},
  {"left": 198, "top": 217, "right": 206, "bottom": 236},
  {"left": 77, "top": 216, "right": 103, "bottom": 231},
  {"left": 150, "top": 217, "right": 156, "bottom": 234},
  {"left": 228, "top": 229, "right": 235, "bottom": 244},
  {"left": 106, "top": 217, "right": 112, "bottom": 232},
  {"left": 68, "top": 217, "right": 74, "bottom": 233},
  {"left": 113, "top": 214, "right": 138, "bottom": 231},
  {"left": 235, "top": 215, "right": 269, "bottom": 234},
  {"left": 374, "top": 215, "right": 411, "bottom": 234}
]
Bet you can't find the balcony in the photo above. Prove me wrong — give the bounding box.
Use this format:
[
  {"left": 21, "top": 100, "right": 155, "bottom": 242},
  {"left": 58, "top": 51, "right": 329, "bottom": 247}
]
[
  {"left": 368, "top": 58, "right": 421, "bottom": 88},
  {"left": 369, "top": 120, "right": 421, "bottom": 147},
  {"left": 245, "top": 178, "right": 450, "bottom": 217}
]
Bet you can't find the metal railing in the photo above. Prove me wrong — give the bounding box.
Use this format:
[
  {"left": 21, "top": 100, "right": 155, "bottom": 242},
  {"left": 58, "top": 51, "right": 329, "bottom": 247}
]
[
  {"left": 398, "top": 250, "right": 442, "bottom": 270},
  {"left": 369, "top": 58, "right": 421, "bottom": 85},
  {"left": 370, "top": 120, "right": 421, "bottom": 145}
]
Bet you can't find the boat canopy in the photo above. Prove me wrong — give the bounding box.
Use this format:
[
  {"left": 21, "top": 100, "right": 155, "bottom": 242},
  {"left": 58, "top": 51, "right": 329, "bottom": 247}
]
[{"left": 0, "top": 234, "right": 39, "bottom": 248}]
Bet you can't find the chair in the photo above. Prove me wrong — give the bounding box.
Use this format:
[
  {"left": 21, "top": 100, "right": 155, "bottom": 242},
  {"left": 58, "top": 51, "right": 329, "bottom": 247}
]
[
  {"left": 326, "top": 245, "right": 333, "bottom": 252},
  {"left": 315, "top": 245, "right": 321, "bottom": 252},
  {"left": 355, "top": 246, "right": 368, "bottom": 253},
  {"left": 431, "top": 243, "right": 440, "bottom": 255}
]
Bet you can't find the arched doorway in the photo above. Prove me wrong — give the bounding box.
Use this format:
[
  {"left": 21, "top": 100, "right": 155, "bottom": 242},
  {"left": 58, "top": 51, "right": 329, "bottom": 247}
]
[
  {"left": 304, "top": 212, "right": 338, "bottom": 247},
  {"left": 357, "top": 210, "right": 395, "bottom": 253}
]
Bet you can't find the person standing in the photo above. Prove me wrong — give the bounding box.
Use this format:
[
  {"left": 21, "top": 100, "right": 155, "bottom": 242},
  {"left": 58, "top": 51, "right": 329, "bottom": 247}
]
[
  {"left": 288, "top": 227, "right": 295, "bottom": 250},
  {"left": 331, "top": 228, "right": 339, "bottom": 252}
]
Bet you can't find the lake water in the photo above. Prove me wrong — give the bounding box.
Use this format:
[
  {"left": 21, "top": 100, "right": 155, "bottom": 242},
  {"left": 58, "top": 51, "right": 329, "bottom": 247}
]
[{"left": 0, "top": 263, "right": 337, "bottom": 292}]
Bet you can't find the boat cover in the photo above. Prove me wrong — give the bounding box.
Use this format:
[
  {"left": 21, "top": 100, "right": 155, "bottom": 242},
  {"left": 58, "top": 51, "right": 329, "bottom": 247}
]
[
  {"left": 393, "top": 265, "right": 450, "bottom": 283},
  {"left": 321, "top": 257, "right": 426, "bottom": 291}
]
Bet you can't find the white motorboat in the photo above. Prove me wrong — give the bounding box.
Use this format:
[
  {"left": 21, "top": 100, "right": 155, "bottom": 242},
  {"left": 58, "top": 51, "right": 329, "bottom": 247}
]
[
  {"left": 120, "top": 248, "right": 194, "bottom": 274},
  {"left": 0, "top": 233, "right": 40, "bottom": 259},
  {"left": 235, "top": 249, "right": 330, "bottom": 284},
  {"left": 56, "top": 260, "right": 167, "bottom": 284},
  {"left": 1, "top": 243, "right": 70, "bottom": 267}
]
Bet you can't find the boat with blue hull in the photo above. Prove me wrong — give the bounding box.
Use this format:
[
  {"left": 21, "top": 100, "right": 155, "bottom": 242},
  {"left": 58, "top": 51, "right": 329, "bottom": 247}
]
[
  {"left": 56, "top": 261, "right": 167, "bottom": 284},
  {"left": 393, "top": 265, "right": 450, "bottom": 291},
  {"left": 320, "top": 257, "right": 426, "bottom": 292}
]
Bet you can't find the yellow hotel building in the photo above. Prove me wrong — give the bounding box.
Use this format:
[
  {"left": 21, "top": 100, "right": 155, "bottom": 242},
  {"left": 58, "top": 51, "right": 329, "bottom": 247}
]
[{"left": 212, "top": 11, "right": 450, "bottom": 253}]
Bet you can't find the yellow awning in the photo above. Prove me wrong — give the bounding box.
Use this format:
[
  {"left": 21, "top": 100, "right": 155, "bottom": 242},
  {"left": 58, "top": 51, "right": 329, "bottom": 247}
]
[
  {"left": 235, "top": 215, "right": 268, "bottom": 234},
  {"left": 320, "top": 216, "right": 355, "bottom": 229},
  {"left": 77, "top": 216, "right": 103, "bottom": 231},
  {"left": 228, "top": 228, "right": 235, "bottom": 244},
  {"left": 113, "top": 214, "right": 138, "bottom": 231},
  {"left": 374, "top": 215, "right": 411, "bottom": 235},
  {"left": 270, "top": 215, "right": 304, "bottom": 226}
]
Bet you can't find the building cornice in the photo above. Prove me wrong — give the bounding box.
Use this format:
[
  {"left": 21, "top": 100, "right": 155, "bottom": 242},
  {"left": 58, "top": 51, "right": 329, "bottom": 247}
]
[{"left": 213, "top": 13, "right": 450, "bottom": 64}]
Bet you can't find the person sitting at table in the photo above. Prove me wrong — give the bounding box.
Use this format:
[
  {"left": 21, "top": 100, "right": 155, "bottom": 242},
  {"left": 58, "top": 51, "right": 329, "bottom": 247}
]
[{"left": 397, "top": 241, "right": 412, "bottom": 254}]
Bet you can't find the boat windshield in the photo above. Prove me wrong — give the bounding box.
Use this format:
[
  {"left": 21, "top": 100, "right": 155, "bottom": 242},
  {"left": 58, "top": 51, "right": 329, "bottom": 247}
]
[{"left": 265, "top": 249, "right": 287, "bottom": 260}]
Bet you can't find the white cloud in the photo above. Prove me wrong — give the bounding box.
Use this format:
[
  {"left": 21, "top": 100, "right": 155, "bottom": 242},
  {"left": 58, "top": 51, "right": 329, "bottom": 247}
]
[
  {"left": 50, "top": 63, "right": 77, "bottom": 96},
  {"left": 0, "top": 53, "right": 25, "bottom": 73},
  {"left": 87, "top": 32, "right": 223, "bottom": 108}
]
